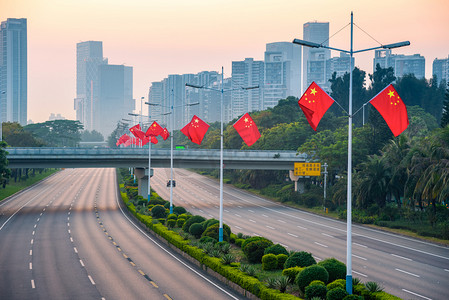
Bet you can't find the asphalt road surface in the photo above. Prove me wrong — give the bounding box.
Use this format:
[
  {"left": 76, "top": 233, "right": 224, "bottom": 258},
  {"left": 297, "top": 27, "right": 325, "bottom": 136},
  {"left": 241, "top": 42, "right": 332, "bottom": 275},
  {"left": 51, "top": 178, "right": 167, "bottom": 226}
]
[
  {"left": 152, "top": 168, "right": 449, "bottom": 300},
  {"left": 0, "top": 168, "right": 244, "bottom": 300}
]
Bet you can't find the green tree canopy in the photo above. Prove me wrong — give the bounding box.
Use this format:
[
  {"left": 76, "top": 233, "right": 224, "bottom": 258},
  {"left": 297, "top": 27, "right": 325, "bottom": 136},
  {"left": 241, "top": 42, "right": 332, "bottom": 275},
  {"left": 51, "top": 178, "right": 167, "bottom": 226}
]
[{"left": 24, "top": 120, "right": 83, "bottom": 147}]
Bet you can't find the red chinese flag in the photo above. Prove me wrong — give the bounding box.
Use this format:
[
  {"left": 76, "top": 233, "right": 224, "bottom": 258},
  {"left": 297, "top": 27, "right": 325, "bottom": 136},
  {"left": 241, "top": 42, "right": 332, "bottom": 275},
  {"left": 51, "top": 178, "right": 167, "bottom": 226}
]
[
  {"left": 117, "top": 134, "right": 130, "bottom": 146},
  {"left": 298, "top": 82, "right": 335, "bottom": 131},
  {"left": 123, "top": 138, "right": 132, "bottom": 147},
  {"left": 233, "top": 113, "right": 261, "bottom": 147},
  {"left": 129, "top": 124, "right": 146, "bottom": 140},
  {"left": 146, "top": 121, "right": 164, "bottom": 137},
  {"left": 150, "top": 136, "right": 159, "bottom": 144},
  {"left": 161, "top": 128, "right": 170, "bottom": 141},
  {"left": 181, "top": 115, "right": 209, "bottom": 145},
  {"left": 369, "top": 84, "right": 409, "bottom": 137}
]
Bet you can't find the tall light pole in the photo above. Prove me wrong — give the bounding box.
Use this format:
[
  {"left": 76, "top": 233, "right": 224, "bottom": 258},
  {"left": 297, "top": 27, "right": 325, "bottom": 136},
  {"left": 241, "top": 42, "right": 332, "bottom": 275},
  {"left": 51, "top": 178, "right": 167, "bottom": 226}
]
[
  {"left": 186, "top": 67, "right": 258, "bottom": 242},
  {"left": 0, "top": 91, "right": 5, "bottom": 142},
  {"left": 293, "top": 12, "right": 409, "bottom": 294}
]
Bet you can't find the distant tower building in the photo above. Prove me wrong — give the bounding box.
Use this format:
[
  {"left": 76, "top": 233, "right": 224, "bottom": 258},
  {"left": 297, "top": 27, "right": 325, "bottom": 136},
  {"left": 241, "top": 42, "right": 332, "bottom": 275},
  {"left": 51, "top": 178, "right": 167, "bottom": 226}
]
[
  {"left": 373, "top": 49, "right": 425, "bottom": 79},
  {"left": 0, "top": 18, "right": 27, "bottom": 125},
  {"left": 231, "top": 58, "right": 264, "bottom": 120},
  {"left": 432, "top": 56, "right": 449, "bottom": 85},
  {"left": 326, "top": 53, "right": 354, "bottom": 80},
  {"left": 75, "top": 41, "right": 107, "bottom": 131},
  {"left": 97, "top": 64, "right": 133, "bottom": 138},
  {"left": 264, "top": 42, "right": 301, "bottom": 109},
  {"left": 303, "top": 22, "right": 330, "bottom": 92}
]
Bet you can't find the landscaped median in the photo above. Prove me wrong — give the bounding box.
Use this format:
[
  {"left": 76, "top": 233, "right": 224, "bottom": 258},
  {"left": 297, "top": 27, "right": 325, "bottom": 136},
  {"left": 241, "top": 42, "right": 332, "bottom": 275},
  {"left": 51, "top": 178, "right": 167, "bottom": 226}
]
[{"left": 117, "top": 169, "right": 402, "bottom": 300}]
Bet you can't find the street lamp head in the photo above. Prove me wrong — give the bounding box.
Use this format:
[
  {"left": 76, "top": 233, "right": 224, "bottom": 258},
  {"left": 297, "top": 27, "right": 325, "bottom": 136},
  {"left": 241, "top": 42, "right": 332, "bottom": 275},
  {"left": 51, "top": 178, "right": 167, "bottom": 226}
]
[
  {"left": 141, "top": 96, "right": 145, "bottom": 100},
  {"left": 382, "top": 41, "right": 410, "bottom": 49},
  {"left": 187, "top": 102, "right": 200, "bottom": 106},
  {"left": 145, "top": 102, "right": 160, "bottom": 106},
  {"left": 185, "top": 83, "right": 203, "bottom": 89},
  {"left": 121, "top": 118, "right": 132, "bottom": 122},
  {"left": 128, "top": 113, "right": 139, "bottom": 117},
  {"left": 292, "top": 38, "right": 321, "bottom": 48},
  {"left": 244, "top": 85, "right": 259, "bottom": 90}
]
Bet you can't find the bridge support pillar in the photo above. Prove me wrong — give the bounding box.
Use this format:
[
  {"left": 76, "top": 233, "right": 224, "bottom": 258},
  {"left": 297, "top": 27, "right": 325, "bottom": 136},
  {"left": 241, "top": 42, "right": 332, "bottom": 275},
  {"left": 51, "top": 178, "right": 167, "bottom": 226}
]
[
  {"left": 289, "top": 170, "right": 305, "bottom": 194},
  {"left": 134, "top": 168, "right": 154, "bottom": 198}
]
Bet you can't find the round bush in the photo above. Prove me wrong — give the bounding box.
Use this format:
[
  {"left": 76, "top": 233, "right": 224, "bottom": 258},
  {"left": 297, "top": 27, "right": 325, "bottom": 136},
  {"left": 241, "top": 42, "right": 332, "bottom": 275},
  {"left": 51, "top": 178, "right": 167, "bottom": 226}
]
[
  {"left": 182, "top": 215, "right": 206, "bottom": 232},
  {"left": 243, "top": 238, "right": 274, "bottom": 263},
  {"left": 201, "top": 223, "right": 231, "bottom": 242},
  {"left": 241, "top": 236, "right": 269, "bottom": 249},
  {"left": 282, "top": 266, "right": 303, "bottom": 283},
  {"left": 230, "top": 233, "right": 237, "bottom": 244},
  {"left": 176, "top": 218, "right": 185, "bottom": 228},
  {"left": 167, "top": 213, "right": 177, "bottom": 220},
  {"left": 235, "top": 238, "right": 244, "bottom": 247},
  {"left": 343, "top": 294, "right": 363, "bottom": 300},
  {"left": 326, "top": 287, "right": 348, "bottom": 300},
  {"left": 296, "top": 265, "right": 329, "bottom": 292},
  {"left": 178, "top": 213, "right": 190, "bottom": 220},
  {"left": 264, "top": 243, "right": 289, "bottom": 256},
  {"left": 327, "top": 279, "right": 346, "bottom": 291},
  {"left": 166, "top": 219, "right": 176, "bottom": 228},
  {"left": 262, "top": 254, "right": 278, "bottom": 271},
  {"left": 202, "top": 218, "right": 219, "bottom": 230},
  {"left": 284, "top": 251, "right": 316, "bottom": 269},
  {"left": 318, "top": 258, "right": 346, "bottom": 283},
  {"left": 173, "top": 206, "right": 186, "bottom": 215},
  {"left": 151, "top": 205, "right": 167, "bottom": 218},
  {"left": 149, "top": 198, "right": 168, "bottom": 206},
  {"left": 309, "top": 280, "right": 325, "bottom": 286},
  {"left": 276, "top": 254, "right": 288, "bottom": 269},
  {"left": 305, "top": 284, "right": 327, "bottom": 300},
  {"left": 189, "top": 223, "right": 205, "bottom": 238},
  {"left": 199, "top": 236, "right": 217, "bottom": 244}
]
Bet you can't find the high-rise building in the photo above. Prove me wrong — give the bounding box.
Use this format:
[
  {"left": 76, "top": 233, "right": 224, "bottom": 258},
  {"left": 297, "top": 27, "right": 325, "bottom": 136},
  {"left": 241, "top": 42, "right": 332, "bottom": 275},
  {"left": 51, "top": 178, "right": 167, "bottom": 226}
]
[
  {"left": 0, "top": 18, "right": 27, "bottom": 125},
  {"left": 264, "top": 42, "right": 301, "bottom": 109},
  {"left": 96, "top": 64, "right": 133, "bottom": 138},
  {"left": 432, "top": 56, "right": 449, "bottom": 85},
  {"left": 326, "top": 53, "right": 354, "bottom": 81},
  {"left": 373, "top": 49, "right": 425, "bottom": 79},
  {"left": 303, "top": 22, "right": 330, "bottom": 92},
  {"left": 231, "top": 58, "right": 264, "bottom": 120},
  {"left": 75, "top": 41, "right": 107, "bottom": 131}
]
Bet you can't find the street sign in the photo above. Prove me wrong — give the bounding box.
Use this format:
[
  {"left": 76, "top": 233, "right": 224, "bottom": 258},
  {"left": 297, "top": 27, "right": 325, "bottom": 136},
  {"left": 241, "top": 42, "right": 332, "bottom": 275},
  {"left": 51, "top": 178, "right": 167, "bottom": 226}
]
[{"left": 294, "top": 162, "right": 321, "bottom": 176}]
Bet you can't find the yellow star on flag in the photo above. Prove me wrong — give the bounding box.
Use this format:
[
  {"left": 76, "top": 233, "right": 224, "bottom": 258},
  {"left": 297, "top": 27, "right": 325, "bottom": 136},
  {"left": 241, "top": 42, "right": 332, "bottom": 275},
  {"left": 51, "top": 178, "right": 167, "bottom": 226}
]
[
  {"left": 310, "top": 88, "right": 317, "bottom": 96},
  {"left": 387, "top": 90, "right": 395, "bottom": 98}
]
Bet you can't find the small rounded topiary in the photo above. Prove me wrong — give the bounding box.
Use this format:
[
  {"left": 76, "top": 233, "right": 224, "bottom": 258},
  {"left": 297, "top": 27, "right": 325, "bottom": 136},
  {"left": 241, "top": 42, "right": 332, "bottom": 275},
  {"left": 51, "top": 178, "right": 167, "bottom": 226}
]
[
  {"left": 199, "top": 236, "right": 217, "bottom": 244},
  {"left": 342, "top": 294, "right": 363, "bottom": 300},
  {"left": 264, "top": 243, "right": 289, "bottom": 256},
  {"left": 296, "top": 265, "right": 329, "bottom": 292},
  {"left": 201, "top": 223, "right": 231, "bottom": 242},
  {"left": 176, "top": 218, "right": 185, "bottom": 228},
  {"left": 241, "top": 236, "right": 269, "bottom": 249},
  {"left": 189, "top": 223, "right": 205, "bottom": 238},
  {"left": 282, "top": 266, "right": 303, "bottom": 283},
  {"left": 242, "top": 238, "right": 274, "bottom": 263},
  {"left": 262, "top": 254, "right": 278, "bottom": 271},
  {"left": 305, "top": 283, "right": 328, "bottom": 300},
  {"left": 318, "top": 258, "right": 346, "bottom": 283},
  {"left": 167, "top": 213, "right": 177, "bottom": 220},
  {"left": 326, "top": 287, "right": 348, "bottom": 300},
  {"left": 151, "top": 205, "right": 167, "bottom": 218},
  {"left": 182, "top": 215, "right": 206, "bottom": 232},
  {"left": 327, "top": 279, "right": 346, "bottom": 291},
  {"left": 202, "top": 218, "right": 219, "bottom": 230},
  {"left": 235, "top": 238, "right": 245, "bottom": 247},
  {"left": 276, "top": 254, "right": 288, "bottom": 269},
  {"left": 173, "top": 206, "right": 186, "bottom": 215},
  {"left": 284, "top": 251, "right": 316, "bottom": 269},
  {"left": 309, "top": 280, "right": 325, "bottom": 286},
  {"left": 166, "top": 219, "right": 176, "bottom": 228}
]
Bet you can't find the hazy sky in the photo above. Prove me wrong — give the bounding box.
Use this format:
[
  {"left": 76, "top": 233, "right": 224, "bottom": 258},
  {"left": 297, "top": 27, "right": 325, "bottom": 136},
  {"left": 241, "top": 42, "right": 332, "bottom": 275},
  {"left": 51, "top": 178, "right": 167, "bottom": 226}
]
[{"left": 2, "top": 0, "right": 448, "bottom": 123}]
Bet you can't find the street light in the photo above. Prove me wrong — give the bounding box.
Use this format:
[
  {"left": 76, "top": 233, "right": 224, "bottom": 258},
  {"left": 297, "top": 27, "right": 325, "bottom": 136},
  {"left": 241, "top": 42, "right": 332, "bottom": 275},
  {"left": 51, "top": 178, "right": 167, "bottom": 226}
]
[
  {"left": 186, "top": 67, "right": 258, "bottom": 242},
  {"left": 293, "top": 12, "right": 409, "bottom": 294}
]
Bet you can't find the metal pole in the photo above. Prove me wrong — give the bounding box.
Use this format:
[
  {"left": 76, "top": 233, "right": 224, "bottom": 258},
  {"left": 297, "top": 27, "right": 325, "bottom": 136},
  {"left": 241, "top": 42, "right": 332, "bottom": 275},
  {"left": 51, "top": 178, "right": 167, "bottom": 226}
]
[
  {"left": 323, "top": 162, "right": 328, "bottom": 211},
  {"left": 147, "top": 96, "right": 152, "bottom": 203},
  {"left": 169, "top": 89, "right": 174, "bottom": 214},
  {"left": 346, "top": 11, "right": 354, "bottom": 295},
  {"left": 362, "top": 103, "right": 366, "bottom": 125},
  {"left": 219, "top": 66, "right": 224, "bottom": 242}
]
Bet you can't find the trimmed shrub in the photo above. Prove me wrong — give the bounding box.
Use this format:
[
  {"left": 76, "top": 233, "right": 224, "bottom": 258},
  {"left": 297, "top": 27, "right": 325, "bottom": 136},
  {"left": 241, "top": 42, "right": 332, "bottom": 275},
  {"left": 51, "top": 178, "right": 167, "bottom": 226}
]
[
  {"left": 318, "top": 258, "right": 346, "bottom": 283},
  {"left": 178, "top": 213, "right": 190, "bottom": 220},
  {"left": 149, "top": 198, "right": 168, "bottom": 206},
  {"left": 296, "top": 265, "right": 329, "bottom": 292},
  {"left": 230, "top": 233, "right": 237, "bottom": 244},
  {"left": 199, "top": 236, "right": 217, "bottom": 244},
  {"left": 305, "top": 284, "right": 328, "bottom": 300},
  {"left": 189, "top": 223, "right": 205, "bottom": 238},
  {"left": 166, "top": 219, "right": 176, "bottom": 228},
  {"left": 202, "top": 223, "right": 231, "bottom": 242},
  {"left": 327, "top": 279, "right": 346, "bottom": 291},
  {"left": 276, "top": 254, "right": 288, "bottom": 269},
  {"left": 309, "top": 280, "right": 325, "bottom": 286},
  {"left": 182, "top": 215, "right": 206, "bottom": 232},
  {"left": 264, "top": 243, "right": 289, "bottom": 256},
  {"left": 176, "top": 218, "right": 185, "bottom": 228},
  {"left": 327, "top": 287, "right": 348, "bottom": 300},
  {"left": 241, "top": 236, "right": 269, "bottom": 249},
  {"left": 151, "top": 205, "right": 167, "bottom": 219},
  {"left": 167, "top": 213, "right": 177, "bottom": 220},
  {"left": 282, "top": 266, "right": 303, "bottom": 283},
  {"left": 353, "top": 284, "right": 366, "bottom": 296},
  {"left": 284, "top": 251, "right": 316, "bottom": 269},
  {"left": 173, "top": 206, "right": 186, "bottom": 215},
  {"left": 262, "top": 254, "right": 278, "bottom": 271},
  {"left": 202, "top": 218, "right": 219, "bottom": 230},
  {"left": 235, "top": 238, "right": 244, "bottom": 247},
  {"left": 242, "top": 238, "right": 274, "bottom": 263},
  {"left": 343, "top": 295, "right": 363, "bottom": 300}
]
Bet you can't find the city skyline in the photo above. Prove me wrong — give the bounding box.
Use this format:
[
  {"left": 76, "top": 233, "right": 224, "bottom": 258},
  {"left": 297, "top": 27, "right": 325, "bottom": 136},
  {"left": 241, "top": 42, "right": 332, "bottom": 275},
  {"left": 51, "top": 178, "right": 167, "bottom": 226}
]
[{"left": 1, "top": 0, "right": 448, "bottom": 124}]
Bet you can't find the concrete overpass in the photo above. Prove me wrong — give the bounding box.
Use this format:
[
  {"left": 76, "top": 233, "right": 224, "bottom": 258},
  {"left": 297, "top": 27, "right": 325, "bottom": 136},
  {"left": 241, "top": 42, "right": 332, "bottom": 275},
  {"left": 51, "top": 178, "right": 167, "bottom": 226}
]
[{"left": 6, "top": 147, "right": 305, "bottom": 170}]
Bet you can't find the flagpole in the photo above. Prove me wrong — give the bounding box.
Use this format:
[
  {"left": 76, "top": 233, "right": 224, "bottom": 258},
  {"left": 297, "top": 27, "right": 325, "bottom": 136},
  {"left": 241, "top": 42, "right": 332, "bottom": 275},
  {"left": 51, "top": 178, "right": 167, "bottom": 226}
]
[{"left": 170, "top": 88, "right": 174, "bottom": 214}]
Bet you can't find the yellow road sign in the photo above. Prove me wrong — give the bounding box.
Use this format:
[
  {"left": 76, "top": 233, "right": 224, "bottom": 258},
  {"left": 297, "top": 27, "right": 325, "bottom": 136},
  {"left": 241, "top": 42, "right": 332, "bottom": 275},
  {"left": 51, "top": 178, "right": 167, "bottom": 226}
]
[{"left": 294, "top": 162, "right": 321, "bottom": 176}]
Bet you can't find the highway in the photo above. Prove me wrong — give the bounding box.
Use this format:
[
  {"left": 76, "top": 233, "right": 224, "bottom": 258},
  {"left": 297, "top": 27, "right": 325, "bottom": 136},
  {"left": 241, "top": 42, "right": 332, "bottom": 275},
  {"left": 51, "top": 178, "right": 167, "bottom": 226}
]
[
  {"left": 152, "top": 168, "right": 449, "bottom": 300},
  {"left": 0, "top": 168, "right": 244, "bottom": 300}
]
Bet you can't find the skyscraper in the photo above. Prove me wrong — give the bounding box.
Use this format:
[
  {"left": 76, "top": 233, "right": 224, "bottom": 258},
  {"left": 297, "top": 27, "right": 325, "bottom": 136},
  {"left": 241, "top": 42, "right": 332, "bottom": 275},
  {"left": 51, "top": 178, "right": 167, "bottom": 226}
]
[
  {"left": 0, "top": 18, "right": 27, "bottom": 125},
  {"left": 264, "top": 42, "right": 301, "bottom": 109},
  {"left": 75, "top": 41, "right": 107, "bottom": 131},
  {"left": 303, "top": 22, "right": 330, "bottom": 92},
  {"left": 432, "top": 56, "right": 449, "bottom": 85},
  {"left": 373, "top": 49, "right": 425, "bottom": 79}
]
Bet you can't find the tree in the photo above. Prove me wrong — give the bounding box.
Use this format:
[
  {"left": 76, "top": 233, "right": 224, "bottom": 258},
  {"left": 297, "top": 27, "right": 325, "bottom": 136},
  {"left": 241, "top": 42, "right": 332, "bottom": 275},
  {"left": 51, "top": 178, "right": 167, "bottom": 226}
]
[
  {"left": 0, "top": 141, "right": 11, "bottom": 188},
  {"left": 2, "top": 122, "right": 44, "bottom": 147},
  {"left": 441, "top": 82, "right": 449, "bottom": 128},
  {"left": 25, "top": 120, "right": 83, "bottom": 147},
  {"left": 81, "top": 130, "right": 104, "bottom": 142}
]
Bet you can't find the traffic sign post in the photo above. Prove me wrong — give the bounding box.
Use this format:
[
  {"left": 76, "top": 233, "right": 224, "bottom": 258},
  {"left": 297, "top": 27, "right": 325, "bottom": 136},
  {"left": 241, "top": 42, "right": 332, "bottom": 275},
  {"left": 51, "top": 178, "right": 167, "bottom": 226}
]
[{"left": 294, "top": 162, "right": 321, "bottom": 177}]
